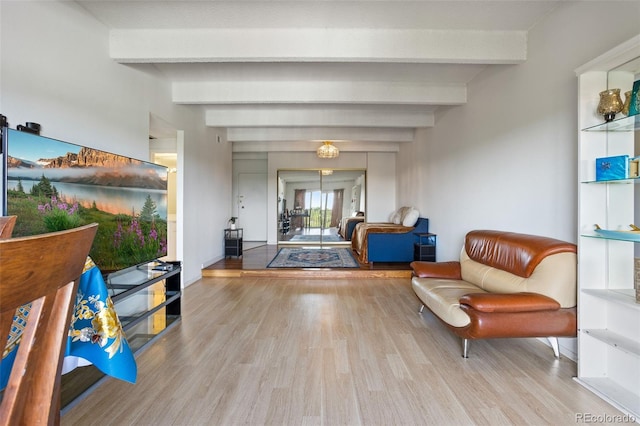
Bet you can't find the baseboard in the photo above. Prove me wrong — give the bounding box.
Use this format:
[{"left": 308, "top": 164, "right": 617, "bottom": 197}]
[{"left": 201, "top": 256, "right": 223, "bottom": 270}]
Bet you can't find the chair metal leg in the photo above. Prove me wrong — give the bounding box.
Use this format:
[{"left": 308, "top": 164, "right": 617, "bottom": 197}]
[
  {"left": 419, "top": 304, "right": 425, "bottom": 313},
  {"left": 462, "top": 338, "right": 469, "bottom": 358},
  {"left": 547, "top": 337, "right": 560, "bottom": 359}
]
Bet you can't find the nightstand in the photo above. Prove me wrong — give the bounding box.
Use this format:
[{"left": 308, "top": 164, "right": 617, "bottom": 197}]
[
  {"left": 414, "top": 233, "right": 436, "bottom": 262},
  {"left": 224, "top": 228, "right": 243, "bottom": 258}
]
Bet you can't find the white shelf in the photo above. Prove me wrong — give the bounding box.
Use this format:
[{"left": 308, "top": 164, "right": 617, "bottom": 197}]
[
  {"left": 574, "top": 377, "right": 640, "bottom": 419},
  {"left": 582, "top": 289, "right": 640, "bottom": 310},
  {"left": 582, "top": 177, "right": 640, "bottom": 184},
  {"left": 581, "top": 113, "right": 640, "bottom": 132},
  {"left": 583, "top": 329, "right": 640, "bottom": 358},
  {"left": 581, "top": 233, "right": 640, "bottom": 243}
]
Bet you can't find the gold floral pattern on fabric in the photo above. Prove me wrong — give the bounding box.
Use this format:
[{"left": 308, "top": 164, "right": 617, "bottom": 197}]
[{"left": 69, "top": 288, "right": 126, "bottom": 359}]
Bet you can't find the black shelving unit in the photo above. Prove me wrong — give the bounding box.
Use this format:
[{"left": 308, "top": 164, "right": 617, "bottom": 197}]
[
  {"left": 224, "top": 228, "right": 243, "bottom": 258},
  {"left": 414, "top": 233, "right": 437, "bottom": 262},
  {"left": 280, "top": 215, "right": 290, "bottom": 235}
]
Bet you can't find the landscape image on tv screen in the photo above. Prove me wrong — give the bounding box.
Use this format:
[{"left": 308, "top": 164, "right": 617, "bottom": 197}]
[{"left": 5, "top": 129, "right": 168, "bottom": 272}]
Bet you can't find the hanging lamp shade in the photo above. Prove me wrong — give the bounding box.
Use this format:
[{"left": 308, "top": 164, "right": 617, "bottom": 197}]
[{"left": 317, "top": 141, "right": 339, "bottom": 159}]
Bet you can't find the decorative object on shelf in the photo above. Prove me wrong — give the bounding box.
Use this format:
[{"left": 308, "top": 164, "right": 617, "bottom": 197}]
[
  {"left": 228, "top": 216, "right": 237, "bottom": 230},
  {"left": 595, "top": 154, "right": 629, "bottom": 180},
  {"left": 597, "top": 88, "right": 624, "bottom": 122},
  {"left": 622, "top": 90, "right": 632, "bottom": 115},
  {"left": 629, "top": 80, "right": 640, "bottom": 116},
  {"left": 593, "top": 224, "right": 640, "bottom": 241},
  {"left": 629, "top": 156, "right": 640, "bottom": 178},
  {"left": 316, "top": 141, "right": 339, "bottom": 159}
]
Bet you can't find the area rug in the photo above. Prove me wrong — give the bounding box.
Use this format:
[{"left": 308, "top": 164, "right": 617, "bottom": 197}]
[
  {"left": 267, "top": 248, "right": 359, "bottom": 268},
  {"left": 289, "top": 234, "right": 342, "bottom": 242}
]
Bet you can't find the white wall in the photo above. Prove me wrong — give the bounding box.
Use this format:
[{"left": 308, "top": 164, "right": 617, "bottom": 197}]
[
  {"left": 398, "top": 1, "right": 640, "bottom": 262},
  {"left": 366, "top": 152, "right": 397, "bottom": 222},
  {"left": 0, "top": 1, "right": 232, "bottom": 286}
]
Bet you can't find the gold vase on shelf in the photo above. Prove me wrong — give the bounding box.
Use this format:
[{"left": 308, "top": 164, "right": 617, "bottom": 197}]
[
  {"left": 597, "top": 88, "right": 623, "bottom": 122},
  {"left": 622, "top": 90, "right": 632, "bottom": 116}
]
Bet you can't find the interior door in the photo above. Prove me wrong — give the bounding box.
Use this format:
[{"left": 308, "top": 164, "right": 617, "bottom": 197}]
[{"left": 238, "top": 172, "right": 267, "bottom": 241}]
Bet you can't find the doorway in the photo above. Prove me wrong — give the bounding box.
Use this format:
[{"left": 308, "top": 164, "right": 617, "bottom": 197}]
[{"left": 149, "top": 114, "right": 183, "bottom": 279}]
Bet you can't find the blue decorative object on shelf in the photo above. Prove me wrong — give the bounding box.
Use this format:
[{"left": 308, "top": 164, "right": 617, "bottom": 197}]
[
  {"left": 596, "top": 155, "right": 629, "bottom": 181},
  {"left": 629, "top": 80, "right": 640, "bottom": 116}
]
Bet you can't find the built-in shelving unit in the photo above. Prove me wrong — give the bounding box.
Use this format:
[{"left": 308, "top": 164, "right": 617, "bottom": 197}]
[{"left": 575, "top": 34, "right": 640, "bottom": 419}]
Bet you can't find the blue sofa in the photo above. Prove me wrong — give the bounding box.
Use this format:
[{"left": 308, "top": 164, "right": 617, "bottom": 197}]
[{"left": 362, "top": 217, "right": 430, "bottom": 263}]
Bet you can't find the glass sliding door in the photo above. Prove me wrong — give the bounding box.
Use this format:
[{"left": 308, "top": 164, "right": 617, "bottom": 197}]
[{"left": 277, "top": 169, "right": 365, "bottom": 246}]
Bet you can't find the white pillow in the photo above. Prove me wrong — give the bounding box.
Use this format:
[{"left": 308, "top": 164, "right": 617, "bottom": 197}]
[
  {"left": 402, "top": 208, "right": 420, "bottom": 227},
  {"left": 389, "top": 209, "right": 400, "bottom": 223}
]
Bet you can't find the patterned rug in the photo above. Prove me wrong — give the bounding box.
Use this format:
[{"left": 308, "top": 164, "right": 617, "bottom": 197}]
[
  {"left": 267, "top": 248, "right": 359, "bottom": 268},
  {"left": 289, "top": 234, "right": 342, "bottom": 242}
]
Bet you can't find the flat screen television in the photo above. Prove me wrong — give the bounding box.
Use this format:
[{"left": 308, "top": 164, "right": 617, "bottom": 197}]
[{"left": 2, "top": 127, "right": 168, "bottom": 273}]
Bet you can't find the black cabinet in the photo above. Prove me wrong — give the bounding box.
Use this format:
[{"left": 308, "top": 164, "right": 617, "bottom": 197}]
[
  {"left": 280, "top": 215, "right": 290, "bottom": 235},
  {"left": 224, "top": 228, "right": 243, "bottom": 258},
  {"left": 414, "top": 233, "right": 437, "bottom": 262}
]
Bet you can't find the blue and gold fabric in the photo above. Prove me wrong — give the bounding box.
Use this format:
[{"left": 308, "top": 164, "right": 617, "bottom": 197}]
[
  {"left": 1, "top": 258, "right": 137, "bottom": 390},
  {"left": 0, "top": 305, "right": 30, "bottom": 389},
  {"left": 62, "top": 257, "right": 137, "bottom": 383}
]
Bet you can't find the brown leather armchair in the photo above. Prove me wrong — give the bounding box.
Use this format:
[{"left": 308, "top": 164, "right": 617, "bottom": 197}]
[{"left": 411, "top": 230, "right": 577, "bottom": 358}]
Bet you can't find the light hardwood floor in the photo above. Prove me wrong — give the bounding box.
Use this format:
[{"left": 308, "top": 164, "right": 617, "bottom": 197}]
[{"left": 62, "top": 276, "right": 625, "bottom": 425}]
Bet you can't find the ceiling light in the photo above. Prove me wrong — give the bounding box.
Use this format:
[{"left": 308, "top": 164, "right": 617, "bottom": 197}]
[{"left": 316, "top": 141, "right": 339, "bottom": 159}]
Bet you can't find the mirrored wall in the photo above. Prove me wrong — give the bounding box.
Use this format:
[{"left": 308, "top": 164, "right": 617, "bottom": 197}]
[{"left": 277, "top": 169, "right": 366, "bottom": 246}]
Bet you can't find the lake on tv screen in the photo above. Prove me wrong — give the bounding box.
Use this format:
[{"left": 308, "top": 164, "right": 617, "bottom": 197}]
[{"left": 6, "top": 179, "right": 167, "bottom": 218}]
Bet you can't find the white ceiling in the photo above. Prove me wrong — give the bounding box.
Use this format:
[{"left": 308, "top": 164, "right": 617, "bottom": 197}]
[{"left": 76, "top": 0, "right": 561, "bottom": 151}]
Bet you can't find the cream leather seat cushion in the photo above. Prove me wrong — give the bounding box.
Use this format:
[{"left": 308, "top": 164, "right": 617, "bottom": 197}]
[
  {"left": 459, "top": 249, "right": 576, "bottom": 308},
  {"left": 411, "top": 277, "right": 487, "bottom": 328}
]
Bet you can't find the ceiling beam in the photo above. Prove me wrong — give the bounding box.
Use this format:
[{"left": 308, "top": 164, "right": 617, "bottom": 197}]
[
  {"left": 233, "top": 140, "right": 401, "bottom": 153},
  {"left": 205, "top": 105, "right": 435, "bottom": 128},
  {"left": 227, "top": 127, "right": 414, "bottom": 143},
  {"left": 110, "top": 28, "right": 527, "bottom": 64},
  {"left": 174, "top": 81, "right": 466, "bottom": 105}
]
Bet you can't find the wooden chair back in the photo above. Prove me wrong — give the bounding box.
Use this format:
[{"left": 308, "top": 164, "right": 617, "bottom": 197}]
[
  {"left": 0, "top": 223, "right": 98, "bottom": 426},
  {"left": 0, "top": 216, "right": 16, "bottom": 239}
]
